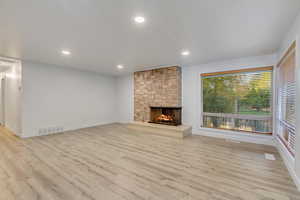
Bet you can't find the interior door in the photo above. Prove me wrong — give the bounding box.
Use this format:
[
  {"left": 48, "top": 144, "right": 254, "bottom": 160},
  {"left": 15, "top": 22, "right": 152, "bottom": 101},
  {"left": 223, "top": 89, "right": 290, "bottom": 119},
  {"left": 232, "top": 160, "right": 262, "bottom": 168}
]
[{"left": 0, "top": 76, "right": 5, "bottom": 126}]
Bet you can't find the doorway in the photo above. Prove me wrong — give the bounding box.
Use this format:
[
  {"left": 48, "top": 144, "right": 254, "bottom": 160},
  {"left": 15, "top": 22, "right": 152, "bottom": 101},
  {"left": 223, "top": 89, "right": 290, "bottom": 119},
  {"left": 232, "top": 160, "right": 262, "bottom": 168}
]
[{"left": 0, "top": 75, "right": 5, "bottom": 126}]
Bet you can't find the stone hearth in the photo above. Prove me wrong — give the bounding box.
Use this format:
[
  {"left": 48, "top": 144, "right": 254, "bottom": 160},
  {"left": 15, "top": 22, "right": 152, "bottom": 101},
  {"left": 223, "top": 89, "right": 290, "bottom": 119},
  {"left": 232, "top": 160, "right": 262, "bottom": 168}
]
[{"left": 127, "top": 122, "right": 191, "bottom": 139}]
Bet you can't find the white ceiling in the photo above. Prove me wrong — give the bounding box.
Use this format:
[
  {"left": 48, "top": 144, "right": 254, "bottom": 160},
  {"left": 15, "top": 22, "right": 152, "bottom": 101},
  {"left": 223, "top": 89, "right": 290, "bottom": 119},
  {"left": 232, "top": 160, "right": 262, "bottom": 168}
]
[{"left": 0, "top": 0, "right": 299, "bottom": 76}]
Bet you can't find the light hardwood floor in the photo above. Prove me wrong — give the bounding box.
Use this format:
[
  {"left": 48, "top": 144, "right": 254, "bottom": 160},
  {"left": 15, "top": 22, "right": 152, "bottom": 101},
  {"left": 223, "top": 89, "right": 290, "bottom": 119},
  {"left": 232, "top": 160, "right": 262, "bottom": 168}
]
[{"left": 0, "top": 123, "right": 299, "bottom": 200}]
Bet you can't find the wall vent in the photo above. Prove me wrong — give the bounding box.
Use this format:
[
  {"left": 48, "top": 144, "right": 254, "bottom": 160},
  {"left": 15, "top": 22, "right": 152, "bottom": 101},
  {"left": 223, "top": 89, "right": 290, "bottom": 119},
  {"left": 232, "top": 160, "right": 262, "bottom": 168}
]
[
  {"left": 38, "top": 126, "right": 64, "bottom": 136},
  {"left": 264, "top": 153, "right": 276, "bottom": 160}
]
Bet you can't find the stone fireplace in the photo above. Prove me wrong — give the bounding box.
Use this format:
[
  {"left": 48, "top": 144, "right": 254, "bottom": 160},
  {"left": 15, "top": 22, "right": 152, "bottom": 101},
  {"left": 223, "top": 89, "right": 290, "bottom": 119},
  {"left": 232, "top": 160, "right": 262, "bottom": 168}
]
[{"left": 134, "top": 66, "right": 182, "bottom": 124}]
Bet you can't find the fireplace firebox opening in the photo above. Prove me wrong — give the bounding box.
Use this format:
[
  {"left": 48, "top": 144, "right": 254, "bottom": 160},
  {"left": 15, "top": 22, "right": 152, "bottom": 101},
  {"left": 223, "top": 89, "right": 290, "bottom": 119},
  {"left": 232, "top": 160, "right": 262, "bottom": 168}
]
[{"left": 149, "top": 107, "right": 182, "bottom": 126}]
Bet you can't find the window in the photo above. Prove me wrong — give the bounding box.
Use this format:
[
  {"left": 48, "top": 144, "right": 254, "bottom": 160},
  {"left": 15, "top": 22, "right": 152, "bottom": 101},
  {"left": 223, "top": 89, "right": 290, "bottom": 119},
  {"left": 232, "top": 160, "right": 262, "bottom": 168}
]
[
  {"left": 276, "top": 41, "right": 296, "bottom": 156},
  {"left": 201, "top": 67, "right": 273, "bottom": 134}
]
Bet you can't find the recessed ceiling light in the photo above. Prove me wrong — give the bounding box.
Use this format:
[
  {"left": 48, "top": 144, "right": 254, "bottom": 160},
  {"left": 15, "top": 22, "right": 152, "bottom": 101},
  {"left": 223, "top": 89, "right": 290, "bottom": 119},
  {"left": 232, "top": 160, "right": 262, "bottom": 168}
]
[
  {"left": 117, "top": 65, "right": 124, "bottom": 69},
  {"left": 181, "top": 50, "right": 190, "bottom": 56},
  {"left": 61, "top": 50, "right": 71, "bottom": 55},
  {"left": 134, "top": 16, "right": 145, "bottom": 24}
]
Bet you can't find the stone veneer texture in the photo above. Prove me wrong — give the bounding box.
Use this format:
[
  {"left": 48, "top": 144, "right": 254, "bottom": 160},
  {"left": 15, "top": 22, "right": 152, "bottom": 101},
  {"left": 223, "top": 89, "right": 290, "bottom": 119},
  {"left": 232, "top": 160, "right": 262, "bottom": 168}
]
[{"left": 134, "top": 66, "right": 182, "bottom": 122}]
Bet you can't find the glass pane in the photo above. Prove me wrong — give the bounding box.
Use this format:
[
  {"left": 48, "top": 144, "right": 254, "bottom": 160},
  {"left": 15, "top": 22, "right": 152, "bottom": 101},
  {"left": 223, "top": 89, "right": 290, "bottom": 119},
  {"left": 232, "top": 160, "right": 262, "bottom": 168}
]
[{"left": 202, "top": 70, "right": 272, "bottom": 134}]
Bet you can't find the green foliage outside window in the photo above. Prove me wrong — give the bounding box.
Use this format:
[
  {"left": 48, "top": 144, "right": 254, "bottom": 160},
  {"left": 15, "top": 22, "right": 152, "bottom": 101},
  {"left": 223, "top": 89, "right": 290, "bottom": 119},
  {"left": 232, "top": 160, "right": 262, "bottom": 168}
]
[{"left": 202, "top": 71, "right": 272, "bottom": 115}]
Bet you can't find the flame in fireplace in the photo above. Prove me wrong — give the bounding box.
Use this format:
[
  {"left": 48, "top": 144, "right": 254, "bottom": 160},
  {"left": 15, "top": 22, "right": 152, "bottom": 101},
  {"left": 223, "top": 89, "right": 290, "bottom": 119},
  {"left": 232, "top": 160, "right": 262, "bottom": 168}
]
[{"left": 157, "top": 114, "right": 173, "bottom": 122}]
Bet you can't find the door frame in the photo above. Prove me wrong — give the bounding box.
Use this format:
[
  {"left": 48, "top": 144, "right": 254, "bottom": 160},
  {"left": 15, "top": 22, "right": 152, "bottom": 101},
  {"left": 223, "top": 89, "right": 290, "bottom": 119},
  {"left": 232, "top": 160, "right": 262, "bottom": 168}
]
[{"left": 0, "top": 75, "right": 5, "bottom": 126}]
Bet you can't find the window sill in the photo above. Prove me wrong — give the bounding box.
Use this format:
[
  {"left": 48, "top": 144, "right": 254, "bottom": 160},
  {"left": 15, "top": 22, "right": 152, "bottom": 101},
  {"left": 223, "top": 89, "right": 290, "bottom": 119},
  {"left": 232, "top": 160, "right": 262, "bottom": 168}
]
[
  {"left": 194, "top": 127, "right": 274, "bottom": 146},
  {"left": 199, "top": 127, "right": 273, "bottom": 137},
  {"left": 202, "top": 126, "right": 271, "bottom": 135}
]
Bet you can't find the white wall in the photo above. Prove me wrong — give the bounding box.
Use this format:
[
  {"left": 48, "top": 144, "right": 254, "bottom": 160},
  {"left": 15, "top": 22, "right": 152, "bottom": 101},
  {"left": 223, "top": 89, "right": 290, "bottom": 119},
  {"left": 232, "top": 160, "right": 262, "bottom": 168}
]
[
  {"left": 21, "top": 61, "right": 117, "bottom": 138},
  {"left": 116, "top": 75, "right": 134, "bottom": 123},
  {"left": 277, "top": 11, "right": 300, "bottom": 189},
  {"left": 4, "top": 61, "right": 22, "bottom": 136}
]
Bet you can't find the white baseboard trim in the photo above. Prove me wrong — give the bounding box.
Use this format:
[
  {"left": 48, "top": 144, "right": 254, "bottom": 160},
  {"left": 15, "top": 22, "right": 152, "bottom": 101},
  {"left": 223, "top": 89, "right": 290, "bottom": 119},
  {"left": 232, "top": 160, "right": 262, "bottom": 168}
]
[
  {"left": 275, "top": 137, "right": 300, "bottom": 191},
  {"left": 192, "top": 127, "right": 275, "bottom": 146}
]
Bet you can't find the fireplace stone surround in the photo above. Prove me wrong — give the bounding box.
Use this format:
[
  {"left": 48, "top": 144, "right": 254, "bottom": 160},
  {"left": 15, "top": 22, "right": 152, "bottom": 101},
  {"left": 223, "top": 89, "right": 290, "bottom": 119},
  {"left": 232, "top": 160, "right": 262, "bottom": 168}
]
[{"left": 134, "top": 66, "right": 182, "bottom": 123}]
